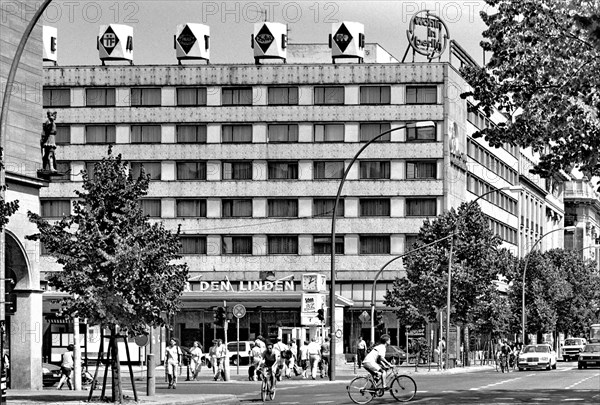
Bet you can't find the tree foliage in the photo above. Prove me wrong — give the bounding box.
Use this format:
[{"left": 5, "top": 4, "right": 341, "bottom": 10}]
[
  {"left": 461, "top": 0, "right": 600, "bottom": 179},
  {"left": 27, "top": 148, "right": 188, "bottom": 336},
  {"left": 0, "top": 151, "right": 19, "bottom": 230}
]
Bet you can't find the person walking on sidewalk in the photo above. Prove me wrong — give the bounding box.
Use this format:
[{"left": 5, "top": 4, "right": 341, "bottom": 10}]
[
  {"left": 273, "top": 338, "right": 289, "bottom": 380},
  {"left": 299, "top": 340, "right": 309, "bottom": 378},
  {"left": 357, "top": 336, "right": 367, "bottom": 368},
  {"left": 213, "top": 339, "right": 227, "bottom": 381},
  {"left": 56, "top": 344, "right": 74, "bottom": 390},
  {"left": 307, "top": 337, "right": 321, "bottom": 380},
  {"left": 320, "top": 337, "right": 330, "bottom": 378},
  {"left": 288, "top": 339, "right": 299, "bottom": 376},
  {"left": 165, "top": 338, "right": 183, "bottom": 389},
  {"left": 189, "top": 341, "right": 203, "bottom": 380}
]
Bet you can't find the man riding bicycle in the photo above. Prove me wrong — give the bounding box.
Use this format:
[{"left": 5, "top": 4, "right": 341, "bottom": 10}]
[
  {"left": 259, "top": 342, "right": 279, "bottom": 389},
  {"left": 362, "top": 334, "right": 393, "bottom": 389}
]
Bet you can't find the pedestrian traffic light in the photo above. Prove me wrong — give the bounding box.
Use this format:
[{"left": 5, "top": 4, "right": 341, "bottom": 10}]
[
  {"left": 214, "top": 306, "right": 226, "bottom": 326},
  {"left": 317, "top": 308, "right": 325, "bottom": 322},
  {"left": 375, "top": 311, "right": 384, "bottom": 326}
]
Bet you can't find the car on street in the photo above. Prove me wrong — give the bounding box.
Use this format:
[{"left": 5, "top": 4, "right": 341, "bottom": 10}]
[
  {"left": 561, "top": 337, "right": 586, "bottom": 361},
  {"left": 385, "top": 345, "right": 406, "bottom": 365},
  {"left": 227, "top": 341, "right": 253, "bottom": 365},
  {"left": 517, "top": 344, "right": 557, "bottom": 371},
  {"left": 42, "top": 362, "right": 62, "bottom": 387},
  {"left": 577, "top": 343, "right": 600, "bottom": 369}
]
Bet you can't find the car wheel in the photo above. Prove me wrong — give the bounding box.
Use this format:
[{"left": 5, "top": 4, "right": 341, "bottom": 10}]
[
  {"left": 552, "top": 362, "right": 556, "bottom": 370},
  {"left": 390, "top": 357, "right": 398, "bottom": 365},
  {"left": 518, "top": 367, "right": 523, "bottom": 371},
  {"left": 231, "top": 356, "right": 240, "bottom": 366}
]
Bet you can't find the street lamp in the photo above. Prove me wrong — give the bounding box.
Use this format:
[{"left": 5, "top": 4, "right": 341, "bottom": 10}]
[
  {"left": 369, "top": 234, "right": 455, "bottom": 346},
  {"left": 521, "top": 226, "right": 576, "bottom": 346},
  {"left": 445, "top": 185, "right": 521, "bottom": 370},
  {"left": 329, "top": 121, "right": 435, "bottom": 381}
]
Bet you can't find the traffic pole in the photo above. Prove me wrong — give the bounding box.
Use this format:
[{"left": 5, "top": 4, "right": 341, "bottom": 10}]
[
  {"left": 223, "top": 300, "right": 230, "bottom": 382},
  {"left": 146, "top": 327, "right": 155, "bottom": 396}
]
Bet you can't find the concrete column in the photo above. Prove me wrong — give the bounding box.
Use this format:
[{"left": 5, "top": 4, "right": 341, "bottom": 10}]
[
  {"left": 162, "top": 198, "right": 175, "bottom": 218},
  {"left": 345, "top": 235, "right": 359, "bottom": 255},
  {"left": 345, "top": 123, "right": 359, "bottom": 143},
  {"left": 345, "top": 198, "right": 359, "bottom": 217},
  {"left": 116, "top": 125, "right": 129, "bottom": 144},
  {"left": 161, "top": 161, "right": 176, "bottom": 181},
  {"left": 206, "top": 235, "right": 221, "bottom": 255},
  {"left": 298, "top": 198, "right": 312, "bottom": 217},
  {"left": 253, "top": 86, "right": 267, "bottom": 105},
  {"left": 163, "top": 88, "right": 176, "bottom": 106},
  {"left": 298, "top": 86, "right": 312, "bottom": 105},
  {"left": 298, "top": 235, "right": 312, "bottom": 255},
  {"left": 206, "top": 199, "right": 221, "bottom": 218},
  {"left": 253, "top": 124, "right": 267, "bottom": 143},
  {"left": 391, "top": 85, "right": 404, "bottom": 105},
  {"left": 391, "top": 160, "right": 403, "bottom": 180},
  {"left": 162, "top": 125, "right": 176, "bottom": 143},
  {"left": 10, "top": 290, "right": 43, "bottom": 390},
  {"left": 333, "top": 305, "right": 345, "bottom": 366},
  {"left": 71, "top": 126, "right": 84, "bottom": 144},
  {"left": 345, "top": 85, "right": 359, "bottom": 105},
  {"left": 207, "top": 124, "right": 221, "bottom": 143},
  {"left": 253, "top": 161, "right": 267, "bottom": 181},
  {"left": 298, "top": 124, "right": 313, "bottom": 143},
  {"left": 298, "top": 160, "right": 312, "bottom": 180},
  {"left": 253, "top": 199, "right": 267, "bottom": 218},
  {"left": 72, "top": 88, "right": 85, "bottom": 107},
  {"left": 206, "top": 161, "right": 221, "bottom": 181},
  {"left": 206, "top": 86, "right": 220, "bottom": 106}
]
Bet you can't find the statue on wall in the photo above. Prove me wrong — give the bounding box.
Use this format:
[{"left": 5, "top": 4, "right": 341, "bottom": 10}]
[{"left": 41, "top": 111, "right": 58, "bottom": 173}]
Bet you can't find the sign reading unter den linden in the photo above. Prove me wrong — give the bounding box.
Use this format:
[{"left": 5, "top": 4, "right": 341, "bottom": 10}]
[
  {"left": 196, "top": 280, "right": 295, "bottom": 292},
  {"left": 406, "top": 10, "right": 450, "bottom": 60}
]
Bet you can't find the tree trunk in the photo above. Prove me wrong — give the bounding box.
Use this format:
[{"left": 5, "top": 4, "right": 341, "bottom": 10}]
[{"left": 110, "top": 326, "right": 123, "bottom": 403}]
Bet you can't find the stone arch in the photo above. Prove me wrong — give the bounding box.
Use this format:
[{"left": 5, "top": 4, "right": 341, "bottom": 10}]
[{"left": 5, "top": 230, "right": 32, "bottom": 290}]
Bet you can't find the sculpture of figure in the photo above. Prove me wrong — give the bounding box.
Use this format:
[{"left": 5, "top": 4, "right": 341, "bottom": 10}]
[{"left": 41, "top": 111, "right": 58, "bottom": 172}]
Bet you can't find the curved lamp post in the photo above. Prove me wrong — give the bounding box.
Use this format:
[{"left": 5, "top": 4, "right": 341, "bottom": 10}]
[
  {"left": 370, "top": 233, "right": 455, "bottom": 345},
  {"left": 521, "top": 226, "right": 576, "bottom": 346},
  {"left": 445, "top": 185, "right": 521, "bottom": 370},
  {"left": 329, "top": 121, "right": 435, "bottom": 381}
]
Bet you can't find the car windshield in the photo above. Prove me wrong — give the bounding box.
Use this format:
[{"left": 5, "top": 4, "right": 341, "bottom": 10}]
[
  {"left": 583, "top": 345, "right": 600, "bottom": 353},
  {"left": 565, "top": 339, "right": 583, "bottom": 346},
  {"left": 523, "top": 345, "right": 550, "bottom": 353}
]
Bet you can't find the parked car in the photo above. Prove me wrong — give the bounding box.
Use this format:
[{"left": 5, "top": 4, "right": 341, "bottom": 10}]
[
  {"left": 42, "top": 363, "right": 62, "bottom": 387},
  {"left": 385, "top": 345, "right": 406, "bottom": 365},
  {"left": 517, "top": 344, "right": 557, "bottom": 371},
  {"left": 577, "top": 343, "right": 600, "bottom": 369},
  {"left": 227, "top": 341, "right": 254, "bottom": 366},
  {"left": 561, "top": 338, "right": 586, "bottom": 361}
]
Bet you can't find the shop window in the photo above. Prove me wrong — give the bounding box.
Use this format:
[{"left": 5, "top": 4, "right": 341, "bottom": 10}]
[
  {"left": 176, "top": 162, "right": 207, "bottom": 180},
  {"left": 177, "top": 87, "right": 207, "bottom": 106},
  {"left": 176, "top": 199, "right": 207, "bottom": 217},
  {"left": 176, "top": 125, "right": 207, "bottom": 143}
]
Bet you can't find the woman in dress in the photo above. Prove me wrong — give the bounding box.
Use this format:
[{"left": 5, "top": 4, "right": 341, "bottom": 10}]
[
  {"left": 164, "top": 338, "right": 183, "bottom": 389},
  {"left": 189, "top": 341, "right": 203, "bottom": 380}
]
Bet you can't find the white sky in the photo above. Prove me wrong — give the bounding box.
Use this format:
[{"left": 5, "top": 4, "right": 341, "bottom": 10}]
[{"left": 35, "top": 0, "right": 492, "bottom": 65}]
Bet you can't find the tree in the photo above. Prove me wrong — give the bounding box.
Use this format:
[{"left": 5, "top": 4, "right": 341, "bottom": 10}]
[
  {"left": 461, "top": 1, "right": 600, "bottom": 179},
  {"left": 385, "top": 203, "right": 506, "bottom": 331},
  {"left": 0, "top": 155, "right": 19, "bottom": 230},
  {"left": 27, "top": 148, "right": 188, "bottom": 402}
]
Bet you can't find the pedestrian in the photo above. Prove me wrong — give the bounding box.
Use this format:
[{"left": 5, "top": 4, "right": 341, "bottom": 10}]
[
  {"left": 189, "top": 341, "right": 203, "bottom": 380},
  {"left": 213, "top": 339, "right": 227, "bottom": 381},
  {"left": 357, "top": 336, "right": 367, "bottom": 368},
  {"left": 249, "top": 342, "right": 263, "bottom": 381},
  {"left": 439, "top": 337, "right": 447, "bottom": 369},
  {"left": 413, "top": 338, "right": 422, "bottom": 371},
  {"left": 165, "top": 338, "right": 183, "bottom": 389},
  {"left": 299, "top": 340, "right": 309, "bottom": 378},
  {"left": 307, "top": 337, "right": 321, "bottom": 380},
  {"left": 57, "top": 344, "right": 74, "bottom": 390},
  {"left": 320, "top": 337, "right": 331, "bottom": 378},
  {"left": 208, "top": 339, "right": 217, "bottom": 373},
  {"left": 254, "top": 335, "right": 266, "bottom": 351},
  {"left": 288, "top": 339, "right": 299, "bottom": 376}
]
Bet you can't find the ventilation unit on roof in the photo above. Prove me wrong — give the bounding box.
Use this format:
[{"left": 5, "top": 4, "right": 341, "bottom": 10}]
[
  {"left": 251, "top": 22, "right": 287, "bottom": 65},
  {"left": 329, "top": 21, "right": 365, "bottom": 63},
  {"left": 97, "top": 24, "right": 133, "bottom": 65},
  {"left": 174, "top": 23, "right": 210, "bottom": 65},
  {"left": 43, "top": 26, "right": 58, "bottom": 65}
]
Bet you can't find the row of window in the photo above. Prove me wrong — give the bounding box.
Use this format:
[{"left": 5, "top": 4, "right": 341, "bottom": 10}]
[
  {"left": 41, "top": 197, "right": 438, "bottom": 219},
  {"left": 467, "top": 138, "right": 518, "bottom": 185},
  {"left": 69, "top": 160, "right": 438, "bottom": 182},
  {"left": 52, "top": 122, "right": 437, "bottom": 145},
  {"left": 467, "top": 173, "right": 518, "bottom": 216},
  {"left": 43, "top": 85, "right": 439, "bottom": 108},
  {"left": 486, "top": 215, "right": 518, "bottom": 245},
  {"left": 466, "top": 102, "right": 518, "bottom": 157}
]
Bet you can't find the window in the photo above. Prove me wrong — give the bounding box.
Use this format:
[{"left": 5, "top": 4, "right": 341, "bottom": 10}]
[
  {"left": 222, "top": 125, "right": 252, "bottom": 143},
  {"left": 360, "top": 161, "right": 390, "bottom": 179},
  {"left": 268, "top": 124, "right": 298, "bottom": 143},
  {"left": 85, "top": 125, "right": 116, "bottom": 144},
  {"left": 314, "top": 124, "right": 344, "bottom": 142},
  {"left": 41, "top": 200, "right": 70, "bottom": 217},
  {"left": 130, "top": 88, "right": 161, "bottom": 106},
  {"left": 268, "top": 199, "right": 298, "bottom": 217},
  {"left": 176, "top": 162, "right": 206, "bottom": 180},
  {"left": 268, "top": 161, "right": 298, "bottom": 180},
  {"left": 86, "top": 88, "right": 116, "bottom": 106},
  {"left": 313, "top": 236, "right": 344, "bottom": 254},
  {"left": 360, "top": 198, "right": 390, "bottom": 216},
  {"left": 360, "top": 123, "right": 391, "bottom": 142},
  {"left": 222, "top": 199, "right": 252, "bottom": 217},
  {"left": 53, "top": 162, "right": 70, "bottom": 182},
  {"left": 406, "top": 125, "right": 436, "bottom": 141},
  {"left": 43, "top": 88, "right": 70, "bottom": 107},
  {"left": 140, "top": 199, "right": 161, "bottom": 217},
  {"left": 406, "top": 161, "right": 437, "bottom": 179},
  {"left": 55, "top": 125, "right": 71, "bottom": 145},
  {"left": 406, "top": 198, "right": 437, "bottom": 216},
  {"left": 176, "top": 87, "right": 207, "bottom": 106},
  {"left": 176, "top": 199, "right": 207, "bottom": 217},
  {"left": 268, "top": 87, "right": 298, "bottom": 105},
  {"left": 176, "top": 125, "right": 207, "bottom": 143},
  {"left": 405, "top": 234, "right": 419, "bottom": 251},
  {"left": 406, "top": 86, "right": 437, "bottom": 104},
  {"left": 222, "top": 236, "right": 252, "bottom": 254},
  {"left": 360, "top": 235, "right": 390, "bottom": 254},
  {"left": 85, "top": 162, "right": 98, "bottom": 181},
  {"left": 223, "top": 161, "right": 252, "bottom": 180},
  {"left": 222, "top": 87, "right": 252, "bottom": 106},
  {"left": 313, "top": 198, "right": 344, "bottom": 217},
  {"left": 180, "top": 236, "right": 207, "bottom": 254},
  {"left": 130, "top": 162, "right": 162, "bottom": 181},
  {"left": 314, "top": 86, "right": 344, "bottom": 105},
  {"left": 131, "top": 125, "right": 161, "bottom": 143},
  {"left": 314, "top": 161, "right": 344, "bottom": 180},
  {"left": 268, "top": 236, "right": 298, "bottom": 254},
  {"left": 360, "top": 86, "right": 391, "bottom": 104}
]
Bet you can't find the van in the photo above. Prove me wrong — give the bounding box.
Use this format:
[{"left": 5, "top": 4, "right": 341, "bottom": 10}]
[{"left": 227, "top": 341, "right": 254, "bottom": 365}]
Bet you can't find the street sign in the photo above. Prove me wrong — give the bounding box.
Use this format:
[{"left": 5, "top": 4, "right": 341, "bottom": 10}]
[
  {"left": 359, "top": 311, "right": 370, "bottom": 323},
  {"left": 134, "top": 335, "right": 149, "bottom": 347},
  {"left": 232, "top": 304, "right": 246, "bottom": 319}
]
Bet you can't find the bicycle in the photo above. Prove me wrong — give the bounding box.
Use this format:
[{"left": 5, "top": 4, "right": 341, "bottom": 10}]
[
  {"left": 346, "top": 365, "right": 417, "bottom": 404},
  {"left": 260, "top": 366, "right": 276, "bottom": 401},
  {"left": 499, "top": 353, "right": 509, "bottom": 373}
]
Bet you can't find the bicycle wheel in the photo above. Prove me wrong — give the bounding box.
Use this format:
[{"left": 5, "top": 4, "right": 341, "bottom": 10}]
[
  {"left": 269, "top": 382, "right": 276, "bottom": 401},
  {"left": 347, "top": 376, "right": 375, "bottom": 404},
  {"left": 261, "top": 378, "right": 268, "bottom": 402},
  {"left": 390, "top": 375, "right": 417, "bottom": 402}
]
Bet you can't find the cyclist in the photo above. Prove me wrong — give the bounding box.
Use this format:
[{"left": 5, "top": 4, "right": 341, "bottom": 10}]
[
  {"left": 500, "top": 339, "right": 511, "bottom": 371},
  {"left": 362, "top": 334, "right": 393, "bottom": 389},
  {"left": 259, "top": 342, "right": 279, "bottom": 391}
]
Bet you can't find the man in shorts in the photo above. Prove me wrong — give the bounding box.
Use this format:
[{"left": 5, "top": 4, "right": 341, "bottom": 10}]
[
  {"left": 259, "top": 341, "right": 279, "bottom": 389},
  {"left": 362, "top": 334, "right": 393, "bottom": 388}
]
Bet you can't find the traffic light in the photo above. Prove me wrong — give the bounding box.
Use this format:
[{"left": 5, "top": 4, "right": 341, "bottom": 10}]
[
  {"left": 317, "top": 308, "right": 325, "bottom": 322},
  {"left": 375, "top": 311, "right": 384, "bottom": 326},
  {"left": 214, "top": 306, "right": 226, "bottom": 326}
]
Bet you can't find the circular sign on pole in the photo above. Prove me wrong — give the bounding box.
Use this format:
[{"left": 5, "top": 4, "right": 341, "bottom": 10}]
[
  {"left": 232, "top": 304, "right": 246, "bottom": 319},
  {"left": 134, "top": 335, "right": 149, "bottom": 347}
]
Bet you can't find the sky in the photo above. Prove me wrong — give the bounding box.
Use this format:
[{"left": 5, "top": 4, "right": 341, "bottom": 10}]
[{"left": 33, "top": 0, "right": 492, "bottom": 65}]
